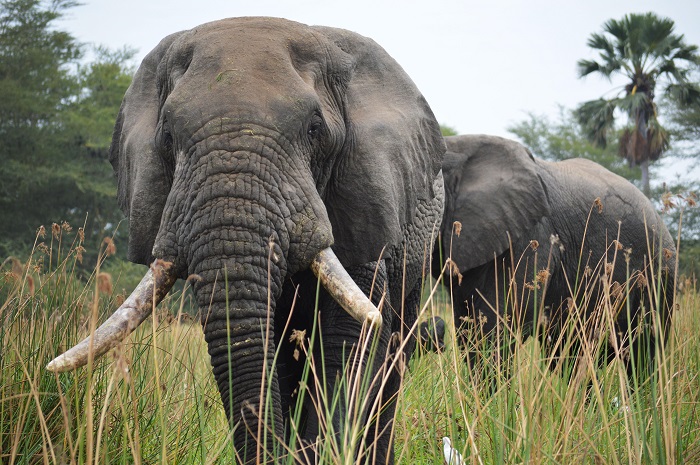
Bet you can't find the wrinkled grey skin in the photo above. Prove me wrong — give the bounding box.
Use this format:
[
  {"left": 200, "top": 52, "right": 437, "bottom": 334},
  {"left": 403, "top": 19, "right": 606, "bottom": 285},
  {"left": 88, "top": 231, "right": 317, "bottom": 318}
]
[
  {"left": 434, "top": 134, "right": 675, "bottom": 374},
  {"left": 418, "top": 316, "right": 446, "bottom": 352},
  {"left": 110, "top": 17, "right": 445, "bottom": 464}
]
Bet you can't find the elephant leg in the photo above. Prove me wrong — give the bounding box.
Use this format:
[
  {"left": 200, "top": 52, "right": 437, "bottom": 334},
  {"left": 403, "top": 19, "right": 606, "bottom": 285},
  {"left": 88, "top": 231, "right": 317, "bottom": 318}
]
[
  {"left": 609, "top": 292, "right": 659, "bottom": 385},
  {"left": 301, "top": 260, "right": 391, "bottom": 462},
  {"left": 454, "top": 297, "right": 520, "bottom": 393},
  {"left": 369, "top": 283, "right": 421, "bottom": 465}
]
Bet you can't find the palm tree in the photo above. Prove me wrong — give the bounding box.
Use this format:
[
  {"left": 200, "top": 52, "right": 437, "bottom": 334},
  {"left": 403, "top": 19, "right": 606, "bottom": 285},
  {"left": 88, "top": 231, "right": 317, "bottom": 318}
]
[{"left": 575, "top": 12, "right": 700, "bottom": 195}]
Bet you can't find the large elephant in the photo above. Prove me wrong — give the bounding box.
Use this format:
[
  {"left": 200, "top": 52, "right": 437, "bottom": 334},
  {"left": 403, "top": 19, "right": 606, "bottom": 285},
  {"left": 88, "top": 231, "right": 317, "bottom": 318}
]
[
  {"left": 47, "top": 17, "right": 445, "bottom": 464},
  {"left": 434, "top": 134, "right": 675, "bottom": 376}
]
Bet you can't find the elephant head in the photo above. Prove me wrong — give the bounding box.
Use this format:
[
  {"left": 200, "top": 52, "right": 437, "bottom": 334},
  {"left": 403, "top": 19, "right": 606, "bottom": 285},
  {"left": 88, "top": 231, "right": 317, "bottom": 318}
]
[
  {"left": 48, "top": 17, "right": 445, "bottom": 463},
  {"left": 436, "top": 134, "right": 675, "bottom": 375}
]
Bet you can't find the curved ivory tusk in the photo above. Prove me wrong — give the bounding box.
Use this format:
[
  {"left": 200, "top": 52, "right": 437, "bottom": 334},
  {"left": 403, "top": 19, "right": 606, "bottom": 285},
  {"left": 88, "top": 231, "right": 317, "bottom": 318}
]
[
  {"left": 310, "top": 248, "right": 383, "bottom": 328},
  {"left": 47, "top": 259, "right": 177, "bottom": 373}
]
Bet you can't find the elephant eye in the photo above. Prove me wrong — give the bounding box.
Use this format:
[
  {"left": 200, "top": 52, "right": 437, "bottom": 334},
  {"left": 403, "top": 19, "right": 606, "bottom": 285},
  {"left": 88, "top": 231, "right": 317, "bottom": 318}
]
[{"left": 307, "top": 114, "right": 324, "bottom": 141}]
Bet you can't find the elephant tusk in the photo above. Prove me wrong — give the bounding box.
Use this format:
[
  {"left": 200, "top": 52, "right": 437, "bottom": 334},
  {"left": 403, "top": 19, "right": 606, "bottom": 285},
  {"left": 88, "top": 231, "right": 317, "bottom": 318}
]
[
  {"left": 46, "top": 259, "right": 177, "bottom": 373},
  {"left": 310, "top": 248, "right": 383, "bottom": 328}
]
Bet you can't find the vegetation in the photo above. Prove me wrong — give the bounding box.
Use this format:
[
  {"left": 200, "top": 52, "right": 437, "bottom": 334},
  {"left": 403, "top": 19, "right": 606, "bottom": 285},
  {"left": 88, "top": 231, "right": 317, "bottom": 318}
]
[
  {"left": 575, "top": 12, "right": 700, "bottom": 196},
  {"left": 441, "top": 124, "right": 459, "bottom": 136},
  {"left": 2, "top": 212, "right": 699, "bottom": 464},
  {"left": 508, "top": 108, "right": 640, "bottom": 180},
  {"left": 0, "top": 0, "right": 134, "bottom": 263},
  {"left": 2, "top": 3, "right": 700, "bottom": 464}
]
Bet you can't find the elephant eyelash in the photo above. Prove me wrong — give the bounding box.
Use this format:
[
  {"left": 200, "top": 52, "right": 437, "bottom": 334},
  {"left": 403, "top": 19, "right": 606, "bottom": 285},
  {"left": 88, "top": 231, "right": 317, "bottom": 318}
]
[
  {"left": 307, "top": 121, "right": 323, "bottom": 139},
  {"left": 306, "top": 112, "right": 325, "bottom": 141}
]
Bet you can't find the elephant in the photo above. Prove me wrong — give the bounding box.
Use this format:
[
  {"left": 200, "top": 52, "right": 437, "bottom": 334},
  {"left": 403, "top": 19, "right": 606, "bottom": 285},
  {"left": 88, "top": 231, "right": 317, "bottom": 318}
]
[
  {"left": 418, "top": 316, "right": 446, "bottom": 352},
  {"left": 433, "top": 134, "right": 675, "bottom": 378},
  {"left": 47, "top": 17, "right": 445, "bottom": 464}
]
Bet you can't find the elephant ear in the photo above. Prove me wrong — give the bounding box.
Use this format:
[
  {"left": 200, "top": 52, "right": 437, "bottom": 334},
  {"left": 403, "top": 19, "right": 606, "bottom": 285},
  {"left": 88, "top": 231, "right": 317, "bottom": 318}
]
[
  {"left": 109, "top": 32, "right": 183, "bottom": 265},
  {"left": 312, "top": 26, "right": 445, "bottom": 267},
  {"left": 442, "top": 135, "right": 550, "bottom": 271}
]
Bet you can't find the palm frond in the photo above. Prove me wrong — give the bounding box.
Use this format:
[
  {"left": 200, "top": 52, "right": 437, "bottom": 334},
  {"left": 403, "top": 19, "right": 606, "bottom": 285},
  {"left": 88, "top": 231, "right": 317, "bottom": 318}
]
[
  {"left": 617, "top": 92, "right": 651, "bottom": 115},
  {"left": 575, "top": 98, "right": 617, "bottom": 148},
  {"left": 666, "top": 82, "right": 700, "bottom": 106},
  {"left": 670, "top": 44, "right": 700, "bottom": 63},
  {"left": 577, "top": 59, "right": 602, "bottom": 78},
  {"left": 587, "top": 32, "right": 615, "bottom": 55},
  {"left": 646, "top": 117, "right": 670, "bottom": 160}
]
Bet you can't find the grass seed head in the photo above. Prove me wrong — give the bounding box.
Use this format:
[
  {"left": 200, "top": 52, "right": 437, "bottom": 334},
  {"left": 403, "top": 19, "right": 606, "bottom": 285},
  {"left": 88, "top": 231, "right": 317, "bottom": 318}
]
[
  {"left": 102, "top": 237, "right": 116, "bottom": 256},
  {"left": 97, "top": 272, "right": 113, "bottom": 295},
  {"left": 550, "top": 234, "right": 564, "bottom": 253},
  {"left": 604, "top": 262, "right": 614, "bottom": 276},
  {"left": 289, "top": 328, "right": 307, "bottom": 361},
  {"left": 446, "top": 257, "right": 463, "bottom": 285},
  {"left": 636, "top": 273, "right": 648, "bottom": 289},
  {"left": 663, "top": 248, "right": 674, "bottom": 260},
  {"left": 536, "top": 268, "right": 550, "bottom": 284},
  {"left": 593, "top": 197, "right": 603, "bottom": 213},
  {"left": 661, "top": 191, "right": 676, "bottom": 212},
  {"left": 75, "top": 246, "right": 85, "bottom": 264},
  {"left": 611, "top": 281, "right": 623, "bottom": 299},
  {"left": 453, "top": 221, "right": 462, "bottom": 237}
]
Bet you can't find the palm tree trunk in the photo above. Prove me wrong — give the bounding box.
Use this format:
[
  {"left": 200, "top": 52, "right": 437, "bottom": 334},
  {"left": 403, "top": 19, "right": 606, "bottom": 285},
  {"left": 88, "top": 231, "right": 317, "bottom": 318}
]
[{"left": 641, "top": 159, "right": 650, "bottom": 196}]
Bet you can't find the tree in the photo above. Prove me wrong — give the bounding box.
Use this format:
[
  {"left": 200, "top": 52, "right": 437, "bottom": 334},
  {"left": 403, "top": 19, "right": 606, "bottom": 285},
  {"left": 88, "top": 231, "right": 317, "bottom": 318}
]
[
  {"left": 0, "top": 0, "right": 82, "bottom": 255},
  {"left": 575, "top": 12, "right": 700, "bottom": 196},
  {"left": 508, "top": 107, "right": 640, "bottom": 180},
  {"left": 0, "top": 0, "right": 133, "bottom": 261},
  {"left": 440, "top": 124, "right": 458, "bottom": 136},
  {"left": 662, "top": 67, "right": 700, "bottom": 161}
]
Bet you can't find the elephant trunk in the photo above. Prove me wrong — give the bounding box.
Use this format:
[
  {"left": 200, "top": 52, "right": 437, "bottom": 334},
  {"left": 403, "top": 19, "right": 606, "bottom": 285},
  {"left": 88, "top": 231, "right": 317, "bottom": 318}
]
[{"left": 195, "top": 259, "right": 283, "bottom": 462}]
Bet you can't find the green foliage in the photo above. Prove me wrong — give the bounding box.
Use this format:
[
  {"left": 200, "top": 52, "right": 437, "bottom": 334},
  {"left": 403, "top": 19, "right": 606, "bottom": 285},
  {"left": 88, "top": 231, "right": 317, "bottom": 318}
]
[
  {"left": 0, "top": 0, "right": 134, "bottom": 264},
  {"left": 62, "top": 46, "right": 136, "bottom": 159},
  {"left": 662, "top": 68, "right": 700, "bottom": 161},
  {"left": 575, "top": 12, "right": 700, "bottom": 195},
  {"left": 1, "top": 232, "right": 226, "bottom": 464},
  {"left": 507, "top": 108, "right": 641, "bottom": 181},
  {"left": 656, "top": 184, "right": 700, "bottom": 277},
  {"left": 3, "top": 236, "right": 700, "bottom": 464},
  {"left": 440, "top": 124, "right": 458, "bottom": 136}
]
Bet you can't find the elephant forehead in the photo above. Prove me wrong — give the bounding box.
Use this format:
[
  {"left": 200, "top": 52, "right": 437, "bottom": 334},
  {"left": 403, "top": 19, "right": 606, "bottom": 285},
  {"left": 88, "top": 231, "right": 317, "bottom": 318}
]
[
  {"left": 160, "top": 18, "right": 352, "bottom": 126},
  {"left": 172, "top": 17, "right": 337, "bottom": 75}
]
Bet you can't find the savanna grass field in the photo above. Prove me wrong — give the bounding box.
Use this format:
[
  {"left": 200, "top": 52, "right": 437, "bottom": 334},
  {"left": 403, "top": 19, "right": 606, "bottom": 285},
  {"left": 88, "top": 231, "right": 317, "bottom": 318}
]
[{"left": 2, "top": 203, "right": 699, "bottom": 464}]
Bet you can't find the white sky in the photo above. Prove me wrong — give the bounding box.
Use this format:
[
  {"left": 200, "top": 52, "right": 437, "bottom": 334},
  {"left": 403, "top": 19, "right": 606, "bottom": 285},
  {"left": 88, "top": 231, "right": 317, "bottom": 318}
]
[{"left": 58, "top": 0, "right": 700, "bottom": 184}]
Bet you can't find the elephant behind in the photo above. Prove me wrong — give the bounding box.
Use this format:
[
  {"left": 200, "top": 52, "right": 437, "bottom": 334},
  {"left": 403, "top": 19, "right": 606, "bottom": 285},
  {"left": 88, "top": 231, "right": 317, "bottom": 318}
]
[
  {"left": 48, "top": 17, "right": 445, "bottom": 464},
  {"left": 434, "top": 134, "right": 675, "bottom": 377}
]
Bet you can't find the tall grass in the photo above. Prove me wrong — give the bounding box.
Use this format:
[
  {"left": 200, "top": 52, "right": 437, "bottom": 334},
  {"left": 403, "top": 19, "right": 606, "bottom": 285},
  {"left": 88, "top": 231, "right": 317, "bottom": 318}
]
[{"left": 1, "top": 220, "right": 699, "bottom": 464}]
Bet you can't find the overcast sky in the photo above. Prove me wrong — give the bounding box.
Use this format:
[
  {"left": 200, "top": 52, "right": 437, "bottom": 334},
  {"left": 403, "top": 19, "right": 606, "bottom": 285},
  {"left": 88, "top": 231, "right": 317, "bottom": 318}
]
[{"left": 58, "top": 0, "right": 699, "bottom": 182}]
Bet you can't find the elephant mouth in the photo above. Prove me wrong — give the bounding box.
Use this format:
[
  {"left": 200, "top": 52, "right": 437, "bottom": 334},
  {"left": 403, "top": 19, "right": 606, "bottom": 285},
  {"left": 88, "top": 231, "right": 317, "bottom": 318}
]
[{"left": 46, "top": 247, "right": 382, "bottom": 373}]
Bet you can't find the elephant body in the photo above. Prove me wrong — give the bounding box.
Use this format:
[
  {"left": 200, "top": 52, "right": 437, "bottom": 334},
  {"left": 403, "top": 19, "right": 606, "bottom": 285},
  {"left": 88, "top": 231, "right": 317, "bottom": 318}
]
[
  {"left": 435, "top": 134, "right": 675, "bottom": 374},
  {"left": 53, "top": 17, "right": 445, "bottom": 464}
]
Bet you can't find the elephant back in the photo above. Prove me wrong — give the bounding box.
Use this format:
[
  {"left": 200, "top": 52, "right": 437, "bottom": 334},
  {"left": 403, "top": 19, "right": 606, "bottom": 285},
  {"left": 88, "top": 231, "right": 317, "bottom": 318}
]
[{"left": 542, "top": 157, "right": 675, "bottom": 273}]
